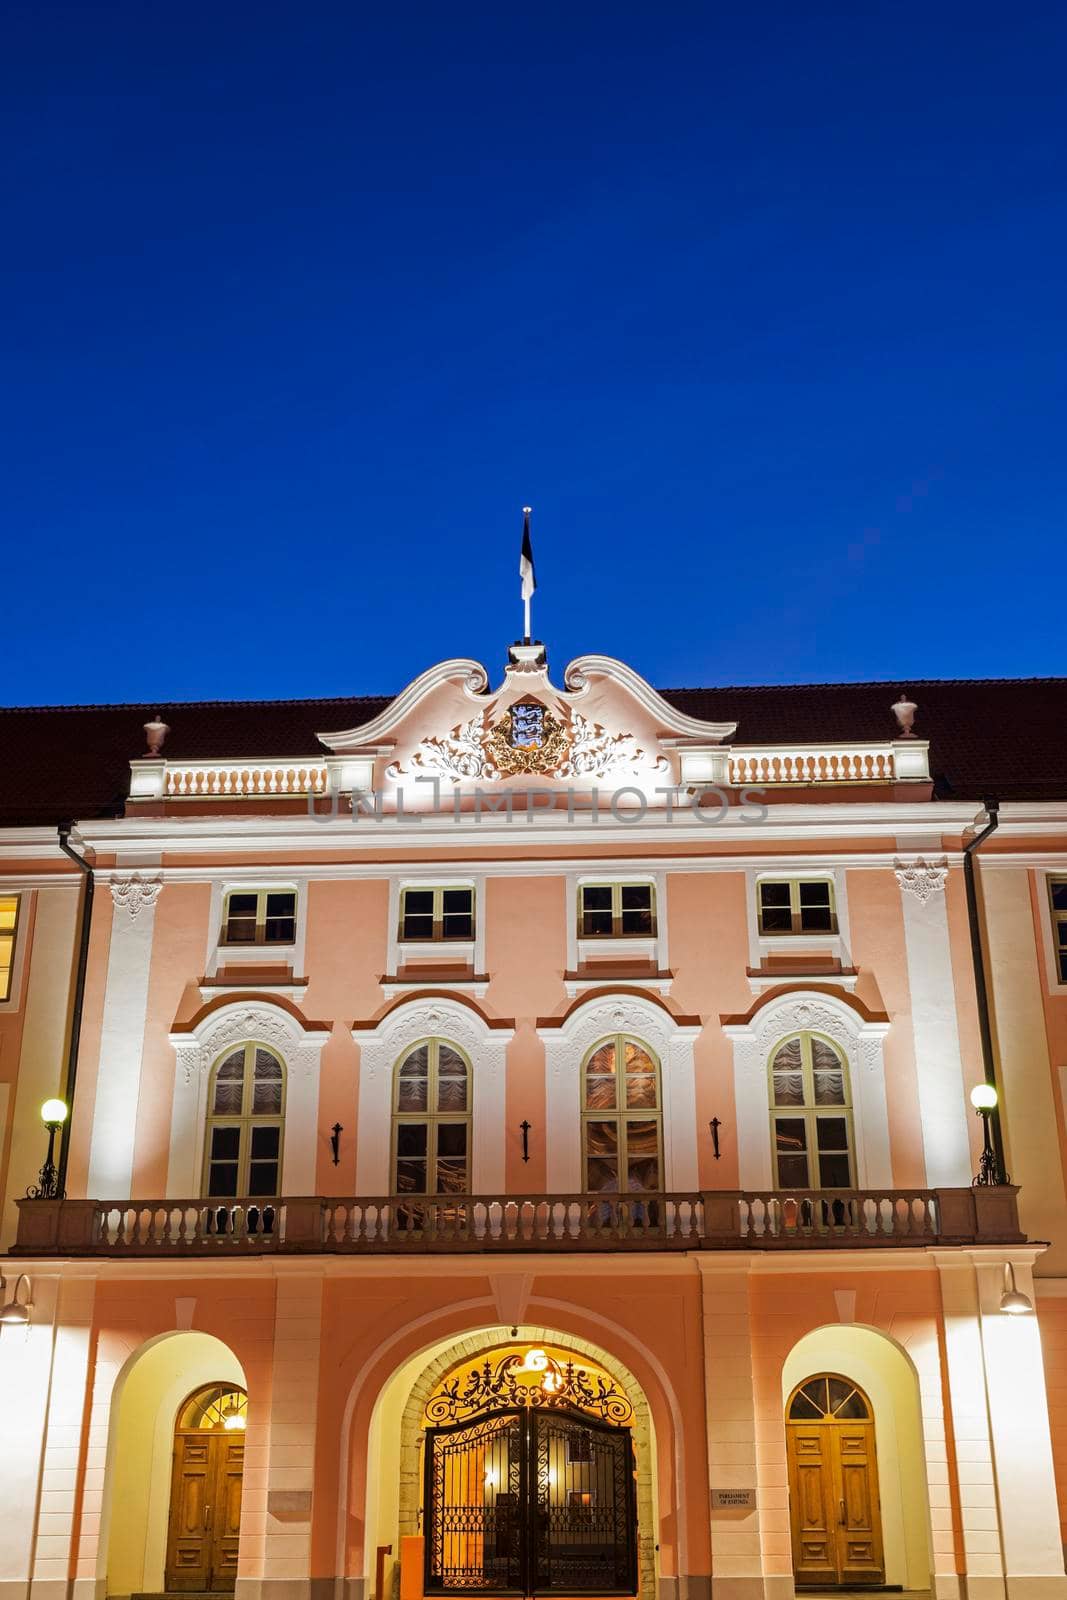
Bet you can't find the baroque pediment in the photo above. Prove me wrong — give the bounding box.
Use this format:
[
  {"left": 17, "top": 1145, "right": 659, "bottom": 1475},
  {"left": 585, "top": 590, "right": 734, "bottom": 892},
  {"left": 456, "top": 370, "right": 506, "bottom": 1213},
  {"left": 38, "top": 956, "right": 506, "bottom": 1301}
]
[{"left": 317, "top": 645, "right": 736, "bottom": 787}]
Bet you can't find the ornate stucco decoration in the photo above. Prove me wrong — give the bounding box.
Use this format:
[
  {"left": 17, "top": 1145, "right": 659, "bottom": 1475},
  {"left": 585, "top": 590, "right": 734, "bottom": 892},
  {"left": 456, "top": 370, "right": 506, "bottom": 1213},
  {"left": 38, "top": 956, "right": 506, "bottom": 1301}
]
[
  {"left": 110, "top": 871, "right": 163, "bottom": 919},
  {"left": 894, "top": 857, "right": 949, "bottom": 901},
  {"left": 319, "top": 650, "right": 734, "bottom": 790},
  {"left": 170, "top": 1002, "right": 330, "bottom": 1086},
  {"left": 424, "top": 1349, "right": 634, "bottom": 1426},
  {"left": 389, "top": 701, "right": 667, "bottom": 783}
]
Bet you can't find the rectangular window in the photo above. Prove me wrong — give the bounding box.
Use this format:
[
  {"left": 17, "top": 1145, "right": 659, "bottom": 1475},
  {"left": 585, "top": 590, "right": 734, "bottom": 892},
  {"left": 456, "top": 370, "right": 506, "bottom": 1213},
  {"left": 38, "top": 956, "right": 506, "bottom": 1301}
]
[
  {"left": 758, "top": 878, "right": 837, "bottom": 935},
  {"left": 399, "top": 886, "right": 474, "bottom": 942},
  {"left": 221, "top": 889, "right": 297, "bottom": 946},
  {"left": 579, "top": 882, "right": 655, "bottom": 938},
  {"left": 1049, "top": 879, "right": 1067, "bottom": 983},
  {"left": 0, "top": 896, "right": 19, "bottom": 1001},
  {"left": 772, "top": 1113, "right": 854, "bottom": 1188}
]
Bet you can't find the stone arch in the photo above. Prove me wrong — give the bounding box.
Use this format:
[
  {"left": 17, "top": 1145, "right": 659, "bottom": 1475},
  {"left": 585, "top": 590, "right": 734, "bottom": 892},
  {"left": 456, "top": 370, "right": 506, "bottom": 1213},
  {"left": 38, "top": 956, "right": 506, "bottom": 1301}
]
[
  {"left": 98, "top": 1330, "right": 247, "bottom": 1598},
  {"left": 781, "top": 1323, "right": 933, "bottom": 1591},
  {"left": 537, "top": 991, "right": 701, "bottom": 1192},
  {"left": 379, "top": 1323, "right": 658, "bottom": 1600},
  {"left": 722, "top": 988, "right": 892, "bottom": 1188}
]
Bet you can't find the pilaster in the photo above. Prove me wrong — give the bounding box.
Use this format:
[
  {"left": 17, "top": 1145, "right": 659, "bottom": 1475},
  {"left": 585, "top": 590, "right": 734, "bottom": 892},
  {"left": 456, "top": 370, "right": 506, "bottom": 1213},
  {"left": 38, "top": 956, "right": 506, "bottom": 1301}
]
[
  {"left": 975, "top": 1257, "right": 1067, "bottom": 1600},
  {"left": 88, "top": 873, "right": 162, "bottom": 1197},
  {"left": 697, "top": 1259, "right": 794, "bottom": 1600},
  {"left": 936, "top": 1254, "right": 1007, "bottom": 1600},
  {"left": 895, "top": 859, "right": 972, "bottom": 1187},
  {"left": 242, "top": 1272, "right": 324, "bottom": 1600},
  {"left": 30, "top": 1276, "right": 98, "bottom": 1600}
]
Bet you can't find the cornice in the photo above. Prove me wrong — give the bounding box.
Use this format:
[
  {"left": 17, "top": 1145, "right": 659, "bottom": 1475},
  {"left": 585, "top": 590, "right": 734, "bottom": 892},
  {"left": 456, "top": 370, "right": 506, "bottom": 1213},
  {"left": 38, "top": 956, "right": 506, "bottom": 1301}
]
[{"left": 4, "top": 802, "right": 1067, "bottom": 866}]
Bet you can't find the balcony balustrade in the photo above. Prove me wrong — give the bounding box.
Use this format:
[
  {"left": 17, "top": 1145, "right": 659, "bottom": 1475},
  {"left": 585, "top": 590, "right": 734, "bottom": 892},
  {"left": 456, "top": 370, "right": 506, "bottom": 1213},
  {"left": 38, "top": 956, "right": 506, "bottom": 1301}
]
[
  {"left": 127, "top": 737, "right": 930, "bottom": 805},
  {"left": 13, "top": 1184, "right": 1022, "bottom": 1257}
]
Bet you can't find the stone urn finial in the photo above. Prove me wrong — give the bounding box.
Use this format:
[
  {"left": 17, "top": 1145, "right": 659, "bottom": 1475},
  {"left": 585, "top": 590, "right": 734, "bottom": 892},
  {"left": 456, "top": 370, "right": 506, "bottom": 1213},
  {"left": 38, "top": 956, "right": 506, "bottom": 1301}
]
[
  {"left": 891, "top": 692, "right": 917, "bottom": 739},
  {"left": 143, "top": 713, "right": 170, "bottom": 756}
]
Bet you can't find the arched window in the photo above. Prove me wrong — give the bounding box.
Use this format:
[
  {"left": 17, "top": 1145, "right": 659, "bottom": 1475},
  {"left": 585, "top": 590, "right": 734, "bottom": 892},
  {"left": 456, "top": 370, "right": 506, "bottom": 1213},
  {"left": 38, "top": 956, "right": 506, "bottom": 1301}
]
[
  {"left": 392, "top": 1038, "right": 471, "bottom": 1196},
  {"left": 769, "top": 1032, "right": 854, "bottom": 1189},
  {"left": 204, "top": 1043, "right": 285, "bottom": 1199},
  {"left": 582, "top": 1035, "right": 662, "bottom": 1193}
]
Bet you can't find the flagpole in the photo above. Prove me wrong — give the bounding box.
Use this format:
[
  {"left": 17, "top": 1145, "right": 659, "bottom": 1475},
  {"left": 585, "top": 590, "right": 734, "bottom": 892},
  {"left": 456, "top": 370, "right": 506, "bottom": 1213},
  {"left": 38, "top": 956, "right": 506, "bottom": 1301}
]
[{"left": 521, "top": 506, "right": 534, "bottom": 643}]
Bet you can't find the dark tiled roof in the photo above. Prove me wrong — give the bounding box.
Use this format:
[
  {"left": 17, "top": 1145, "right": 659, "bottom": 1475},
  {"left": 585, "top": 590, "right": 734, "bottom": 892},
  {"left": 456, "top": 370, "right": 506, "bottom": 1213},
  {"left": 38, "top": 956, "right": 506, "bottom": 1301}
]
[
  {"left": 662, "top": 678, "right": 1067, "bottom": 804},
  {"left": 1, "top": 678, "right": 1064, "bottom": 828}
]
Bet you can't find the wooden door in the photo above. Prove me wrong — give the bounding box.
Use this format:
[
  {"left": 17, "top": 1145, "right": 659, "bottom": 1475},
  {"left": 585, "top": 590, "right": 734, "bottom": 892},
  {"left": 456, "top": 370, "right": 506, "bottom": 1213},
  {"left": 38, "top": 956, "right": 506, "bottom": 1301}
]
[
  {"left": 166, "top": 1387, "right": 246, "bottom": 1593},
  {"left": 786, "top": 1376, "right": 884, "bottom": 1588},
  {"left": 210, "top": 1434, "right": 244, "bottom": 1588},
  {"left": 166, "top": 1432, "right": 216, "bottom": 1591},
  {"left": 787, "top": 1423, "right": 839, "bottom": 1586},
  {"left": 835, "top": 1419, "right": 881, "bottom": 1584}
]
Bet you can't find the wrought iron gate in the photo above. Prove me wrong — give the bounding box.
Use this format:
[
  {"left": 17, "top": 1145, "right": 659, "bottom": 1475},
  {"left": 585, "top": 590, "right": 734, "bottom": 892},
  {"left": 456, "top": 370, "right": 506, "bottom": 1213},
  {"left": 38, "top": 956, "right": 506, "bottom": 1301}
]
[{"left": 424, "top": 1407, "right": 637, "bottom": 1595}]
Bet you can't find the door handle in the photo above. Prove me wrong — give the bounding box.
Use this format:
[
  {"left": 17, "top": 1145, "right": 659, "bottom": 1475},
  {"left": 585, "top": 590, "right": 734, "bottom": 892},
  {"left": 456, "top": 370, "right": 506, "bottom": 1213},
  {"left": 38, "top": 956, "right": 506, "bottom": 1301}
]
[{"left": 838, "top": 1498, "right": 845, "bottom": 1526}]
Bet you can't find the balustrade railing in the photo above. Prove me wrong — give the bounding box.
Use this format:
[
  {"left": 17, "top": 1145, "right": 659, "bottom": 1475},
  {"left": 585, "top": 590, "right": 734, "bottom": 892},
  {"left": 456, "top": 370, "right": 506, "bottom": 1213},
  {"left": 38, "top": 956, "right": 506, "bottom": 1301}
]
[
  {"left": 163, "top": 760, "right": 327, "bottom": 798},
  {"left": 729, "top": 745, "right": 900, "bottom": 786},
  {"left": 127, "top": 738, "right": 930, "bottom": 805},
  {"left": 13, "top": 1185, "right": 1022, "bottom": 1257}
]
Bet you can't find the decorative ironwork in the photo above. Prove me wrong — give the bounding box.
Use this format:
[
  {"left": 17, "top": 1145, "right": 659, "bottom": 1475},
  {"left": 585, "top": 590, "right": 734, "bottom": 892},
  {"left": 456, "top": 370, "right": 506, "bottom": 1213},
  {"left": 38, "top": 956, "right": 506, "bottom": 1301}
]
[
  {"left": 26, "top": 1118, "right": 64, "bottom": 1199},
  {"left": 424, "top": 1407, "right": 637, "bottom": 1595},
  {"left": 531, "top": 1412, "right": 636, "bottom": 1595},
  {"left": 426, "top": 1413, "right": 523, "bottom": 1592},
  {"left": 425, "top": 1350, "right": 634, "bottom": 1427}
]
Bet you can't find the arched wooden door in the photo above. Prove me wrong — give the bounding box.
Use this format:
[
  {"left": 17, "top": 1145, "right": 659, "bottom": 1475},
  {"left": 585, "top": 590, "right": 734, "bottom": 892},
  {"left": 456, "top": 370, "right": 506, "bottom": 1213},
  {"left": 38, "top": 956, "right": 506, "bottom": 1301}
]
[
  {"left": 166, "top": 1384, "right": 247, "bottom": 1592},
  {"left": 786, "top": 1375, "right": 884, "bottom": 1588}
]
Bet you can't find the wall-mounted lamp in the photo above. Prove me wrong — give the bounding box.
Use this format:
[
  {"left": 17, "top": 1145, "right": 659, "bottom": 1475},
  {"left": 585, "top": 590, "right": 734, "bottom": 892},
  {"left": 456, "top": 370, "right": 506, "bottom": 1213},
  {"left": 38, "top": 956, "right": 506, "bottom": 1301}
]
[
  {"left": 709, "top": 1118, "right": 723, "bottom": 1160},
  {"left": 0, "top": 1273, "right": 32, "bottom": 1327},
  {"left": 999, "top": 1261, "right": 1033, "bottom": 1316},
  {"left": 519, "top": 1120, "right": 531, "bottom": 1164},
  {"left": 330, "top": 1123, "right": 343, "bottom": 1167},
  {"left": 26, "top": 1099, "right": 68, "bottom": 1200},
  {"left": 970, "top": 1083, "right": 1007, "bottom": 1186}
]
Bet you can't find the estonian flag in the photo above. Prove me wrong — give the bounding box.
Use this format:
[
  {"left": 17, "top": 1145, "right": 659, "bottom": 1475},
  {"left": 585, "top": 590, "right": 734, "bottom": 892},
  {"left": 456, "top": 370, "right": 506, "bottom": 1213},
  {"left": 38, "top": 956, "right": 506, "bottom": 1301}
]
[{"left": 519, "top": 506, "right": 536, "bottom": 601}]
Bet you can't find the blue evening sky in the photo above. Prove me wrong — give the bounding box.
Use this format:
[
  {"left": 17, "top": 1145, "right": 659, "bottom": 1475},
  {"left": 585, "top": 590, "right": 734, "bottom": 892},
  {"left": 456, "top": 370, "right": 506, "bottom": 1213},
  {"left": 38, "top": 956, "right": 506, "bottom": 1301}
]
[{"left": 2, "top": 2, "right": 1065, "bottom": 706}]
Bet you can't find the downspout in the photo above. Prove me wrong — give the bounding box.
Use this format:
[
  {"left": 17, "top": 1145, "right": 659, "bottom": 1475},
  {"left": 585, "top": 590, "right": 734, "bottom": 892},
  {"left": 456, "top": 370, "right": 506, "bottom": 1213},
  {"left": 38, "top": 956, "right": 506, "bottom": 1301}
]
[
  {"left": 962, "top": 796, "right": 1006, "bottom": 1183},
  {"left": 56, "top": 823, "right": 94, "bottom": 1196}
]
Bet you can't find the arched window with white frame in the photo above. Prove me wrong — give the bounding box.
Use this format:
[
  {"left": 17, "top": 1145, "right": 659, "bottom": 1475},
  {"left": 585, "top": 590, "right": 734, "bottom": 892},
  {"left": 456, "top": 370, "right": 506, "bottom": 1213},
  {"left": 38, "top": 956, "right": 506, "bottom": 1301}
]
[
  {"left": 769, "top": 1031, "right": 854, "bottom": 1189},
  {"left": 204, "top": 1043, "right": 286, "bottom": 1199},
  {"left": 392, "top": 1038, "right": 472, "bottom": 1196},
  {"left": 582, "top": 1034, "right": 663, "bottom": 1194}
]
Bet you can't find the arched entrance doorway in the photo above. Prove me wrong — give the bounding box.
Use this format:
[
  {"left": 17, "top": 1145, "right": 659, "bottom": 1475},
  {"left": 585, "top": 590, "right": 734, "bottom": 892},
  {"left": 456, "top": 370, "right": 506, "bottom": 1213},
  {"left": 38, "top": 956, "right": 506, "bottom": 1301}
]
[
  {"left": 165, "top": 1383, "right": 248, "bottom": 1592},
  {"left": 421, "top": 1343, "right": 638, "bottom": 1595},
  {"left": 786, "top": 1374, "right": 883, "bottom": 1588}
]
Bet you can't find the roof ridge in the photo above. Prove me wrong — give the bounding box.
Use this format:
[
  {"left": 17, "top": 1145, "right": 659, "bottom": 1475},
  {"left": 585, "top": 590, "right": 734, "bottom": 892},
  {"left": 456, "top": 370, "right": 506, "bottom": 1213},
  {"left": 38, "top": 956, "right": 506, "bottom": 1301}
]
[
  {"left": 0, "top": 690, "right": 394, "bottom": 716},
  {"left": 661, "top": 675, "right": 1067, "bottom": 693},
  {"left": 3, "top": 674, "right": 1066, "bottom": 717}
]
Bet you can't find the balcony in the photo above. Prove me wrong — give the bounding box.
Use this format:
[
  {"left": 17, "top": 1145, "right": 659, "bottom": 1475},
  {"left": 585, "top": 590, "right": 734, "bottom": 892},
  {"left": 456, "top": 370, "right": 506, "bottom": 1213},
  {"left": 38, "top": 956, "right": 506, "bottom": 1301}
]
[{"left": 12, "top": 1185, "right": 1023, "bottom": 1257}]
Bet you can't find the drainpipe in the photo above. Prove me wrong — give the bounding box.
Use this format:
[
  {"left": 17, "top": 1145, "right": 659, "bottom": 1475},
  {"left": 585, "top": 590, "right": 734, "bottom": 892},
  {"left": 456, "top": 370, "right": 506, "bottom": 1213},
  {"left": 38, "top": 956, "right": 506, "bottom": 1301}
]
[
  {"left": 962, "top": 796, "right": 1006, "bottom": 1183},
  {"left": 56, "top": 823, "right": 94, "bottom": 1196}
]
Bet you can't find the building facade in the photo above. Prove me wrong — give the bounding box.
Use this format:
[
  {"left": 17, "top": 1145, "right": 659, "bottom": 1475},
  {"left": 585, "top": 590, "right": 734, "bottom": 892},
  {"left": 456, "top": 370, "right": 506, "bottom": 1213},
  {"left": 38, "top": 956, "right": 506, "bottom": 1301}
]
[{"left": 2, "top": 645, "right": 1067, "bottom": 1600}]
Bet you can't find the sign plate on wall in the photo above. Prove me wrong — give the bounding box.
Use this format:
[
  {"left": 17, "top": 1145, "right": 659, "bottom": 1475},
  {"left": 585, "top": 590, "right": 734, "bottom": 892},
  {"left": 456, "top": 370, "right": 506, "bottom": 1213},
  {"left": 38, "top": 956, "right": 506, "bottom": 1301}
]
[{"left": 711, "top": 1488, "right": 756, "bottom": 1510}]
